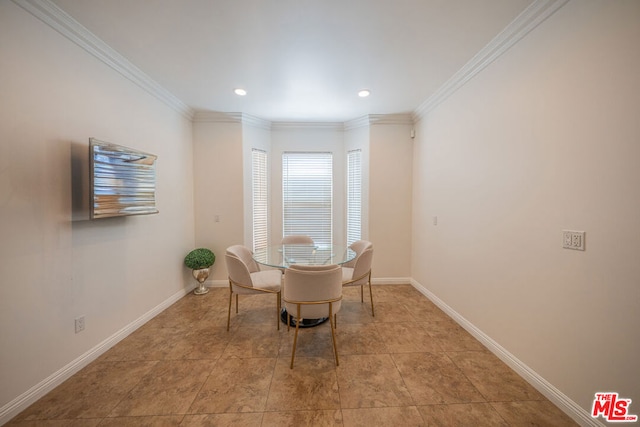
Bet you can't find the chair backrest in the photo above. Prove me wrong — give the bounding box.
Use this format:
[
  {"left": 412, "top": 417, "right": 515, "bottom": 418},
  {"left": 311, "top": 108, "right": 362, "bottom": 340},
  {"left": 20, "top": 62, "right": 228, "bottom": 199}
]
[
  {"left": 281, "top": 235, "right": 314, "bottom": 244},
  {"left": 350, "top": 247, "right": 373, "bottom": 286},
  {"left": 284, "top": 264, "right": 342, "bottom": 319},
  {"left": 225, "top": 245, "right": 259, "bottom": 289},
  {"left": 226, "top": 244, "right": 260, "bottom": 273},
  {"left": 343, "top": 240, "right": 373, "bottom": 269}
]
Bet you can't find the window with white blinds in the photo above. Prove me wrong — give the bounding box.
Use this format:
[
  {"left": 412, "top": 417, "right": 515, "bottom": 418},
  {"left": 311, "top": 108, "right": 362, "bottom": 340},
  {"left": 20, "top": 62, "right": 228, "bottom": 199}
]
[
  {"left": 282, "top": 152, "right": 333, "bottom": 247},
  {"left": 347, "top": 149, "right": 362, "bottom": 246},
  {"left": 252, "top": 149, "right": 268, "bottom": 252}
]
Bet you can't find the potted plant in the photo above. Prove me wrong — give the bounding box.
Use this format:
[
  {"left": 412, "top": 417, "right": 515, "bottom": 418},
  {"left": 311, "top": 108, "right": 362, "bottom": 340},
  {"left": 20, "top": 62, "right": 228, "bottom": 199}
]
[{"left": 184, "top": 248, "right": 215, "bottom": 295}]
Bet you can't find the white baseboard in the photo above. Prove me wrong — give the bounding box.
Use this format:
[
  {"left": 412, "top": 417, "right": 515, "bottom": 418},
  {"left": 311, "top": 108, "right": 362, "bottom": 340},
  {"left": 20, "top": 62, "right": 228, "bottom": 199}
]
[
  {"left": 0, "top": 286, "right": 192, "bottom": 426},
  {"left": 371, "top": 277, "right": 412, "bottom": 285},
  {"left": 205, "top": 279, "right": 229, "bottom": 288},
  {"left": 410, "top": 279, "right": 603, "bottom": 427}
]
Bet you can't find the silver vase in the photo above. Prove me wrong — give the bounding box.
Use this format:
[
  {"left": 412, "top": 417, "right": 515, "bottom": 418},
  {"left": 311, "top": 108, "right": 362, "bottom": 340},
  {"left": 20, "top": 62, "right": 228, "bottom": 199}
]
[{"left": 192, "top": 268, "right": 210, "bottom": 295}]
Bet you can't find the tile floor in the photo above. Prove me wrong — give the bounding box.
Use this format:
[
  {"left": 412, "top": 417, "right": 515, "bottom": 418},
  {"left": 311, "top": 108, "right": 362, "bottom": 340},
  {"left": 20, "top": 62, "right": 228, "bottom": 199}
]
[{"left": 8, "top": 285, "right": 578, "bottom": 426}]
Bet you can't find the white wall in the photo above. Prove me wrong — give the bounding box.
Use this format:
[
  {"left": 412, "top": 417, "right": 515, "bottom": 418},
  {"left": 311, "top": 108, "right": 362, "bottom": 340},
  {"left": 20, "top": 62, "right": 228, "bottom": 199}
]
[
  {"left": 369, "top": 122, "right": 413, "bottom": 281},
  {"left": 192, "top": 117, "right": 245, "bottom": 281},
  {"left": 0, "top": 1, "right": 195, "bottom": 418},
  {"left": 412, "top": 0, "right": 640, "bottom": 419}
]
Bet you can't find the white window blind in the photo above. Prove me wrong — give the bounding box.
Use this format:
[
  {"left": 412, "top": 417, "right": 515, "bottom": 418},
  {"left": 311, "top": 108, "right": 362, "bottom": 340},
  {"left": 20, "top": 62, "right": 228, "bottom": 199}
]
[
  {"left": 347, "top": 149, "right": 362, "bottom": 246},
  {"left": 282, "top": 152, "right": 333, "bottom": 247},
  {"left": 252, "top": 149, "right": 268, "bottom": 252}
]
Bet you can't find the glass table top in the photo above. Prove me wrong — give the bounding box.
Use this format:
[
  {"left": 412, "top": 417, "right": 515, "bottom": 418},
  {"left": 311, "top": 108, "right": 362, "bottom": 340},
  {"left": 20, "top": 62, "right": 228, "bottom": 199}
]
[{"left": 253, "top": 244, "right": 356, "bottom": 269}]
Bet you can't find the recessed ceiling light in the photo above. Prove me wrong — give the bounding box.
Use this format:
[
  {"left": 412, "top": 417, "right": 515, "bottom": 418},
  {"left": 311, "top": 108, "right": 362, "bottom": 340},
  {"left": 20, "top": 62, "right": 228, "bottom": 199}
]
[
  {"left": 358, "top": 89, "right": 371, "bottom": 98},
  {"left": 234, "top": 88, "right": 247, "bottom": 96}
]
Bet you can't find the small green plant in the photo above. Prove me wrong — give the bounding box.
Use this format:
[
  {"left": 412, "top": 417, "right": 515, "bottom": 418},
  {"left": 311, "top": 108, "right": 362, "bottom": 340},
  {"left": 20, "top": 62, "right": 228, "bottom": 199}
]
[{"left": 184, "top": 248, "right": 215, "bottom": 270}]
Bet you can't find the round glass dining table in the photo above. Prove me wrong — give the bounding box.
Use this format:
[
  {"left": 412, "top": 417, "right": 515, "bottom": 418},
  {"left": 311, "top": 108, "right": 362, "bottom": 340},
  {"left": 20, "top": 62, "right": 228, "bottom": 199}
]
[
  {"left": 252, "top": 244, "right": 356, "bottom": 269},
  {"left": 252, "top": 244, "right": 356, "bottom": 327}
]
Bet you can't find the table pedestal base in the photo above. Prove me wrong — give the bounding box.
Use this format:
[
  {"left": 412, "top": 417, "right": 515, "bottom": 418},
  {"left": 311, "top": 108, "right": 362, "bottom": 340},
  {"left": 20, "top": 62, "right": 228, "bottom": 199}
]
[{"left": 280, "top": 309, "right": 328, "bottom": 328}]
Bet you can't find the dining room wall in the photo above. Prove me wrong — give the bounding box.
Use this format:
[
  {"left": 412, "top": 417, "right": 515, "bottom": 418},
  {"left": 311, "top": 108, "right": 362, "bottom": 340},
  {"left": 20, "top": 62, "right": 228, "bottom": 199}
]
[
  {"left": 0, "top": 1, "right": 195, "bottom": 420},
  {"left": 192, "top": 115, "right": 245, "bottom": 281},
  {"left": 411, "top": 0, "right": 640, "bottom": 420},
  {"left": 369, "top": 121, "right": 413, "bottom": 283}
]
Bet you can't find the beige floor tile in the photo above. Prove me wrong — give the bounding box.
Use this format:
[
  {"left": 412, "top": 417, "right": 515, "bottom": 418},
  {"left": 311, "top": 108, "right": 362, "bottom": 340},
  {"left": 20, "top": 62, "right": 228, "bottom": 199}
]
[
  {"left": 13, "top": 361, "right": 157, "bottom": 421},
  {"left": 266, "top": 357, "right": 340, "bottom": 411},
  {"left": 7, "top": 285, "right": 576, "bottom": 426},
  {"left": 335, "top": 323, "right": 388, "bottom": 355},
  {"left": 337, "top": 301, "right": 375, "bottom": 324},
  {"left": 370, "top": 302, "right": 414, "bottom": 323},
  {"left": 336, "top": 354, "right": 413, "bottom": 408},
  {"left": 164, "top": 326, "right": 232, "bottom": 360},
  {"left": 421, "top": 318, "right": 487, "bottom": 352},
  {"left": 418, "top": 403, "right": 509, "bottom": 426},
  {"left": 374, "top": 322, "right": 442, "bottom": 353},
  {"left": 369, "top": 285, "right": 416, "bottom": 303},
  {"left": 491, "top": 400, "right": 579, "bottom": 426},
  {"left": 393, "top": 353, "right": 485, "bottom": 404},
  {"left": 402, "top": 298, "right": 452, "bottom": 322},
  {"left": 341, "top": 406, "right": 425, "bottom": 427},
  {"left": 261, "top": 410, "right": 343, "bottom": 427},
  {"left": 180, "top": 413, "right": 264, "bottom": 426},
  {"left": 189, "top": 356, "right": 276, "bottom": 413},
  {"left": 222, "top": 324, "right": 283, "bottom": 358},
  {"left": 98, "top": 326, "right": 187, "bottom": 362},
  {"left": 7, "top": 420, "right": 102, "bottom": 427},
  {"left": 97, "top": 415, "right": 184, "bottom": 426},
  {"left": 447, "top": 351, "right": 545, "bottom": 401},
  {"left": 109, "top": 359, "right": 216, "bottom": 417},
  {"left": 279, "top": 322, "right": 337, "bottom": 360}
]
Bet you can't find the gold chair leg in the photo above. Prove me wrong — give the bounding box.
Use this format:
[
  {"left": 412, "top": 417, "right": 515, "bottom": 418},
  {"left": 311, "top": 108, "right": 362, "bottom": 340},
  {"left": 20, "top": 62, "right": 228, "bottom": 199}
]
[
  {"left": 276, "top": 291, "right": 281, "bottom": 331},
  {"left": 227, "top": 289, "right": 233, "bottom": 331},
  {"left": 329, "top": 303, "right": 339, "bottom": 366},
  {"left": 360, "top": 285, "right": 364, "bottom": 302},
  {"left": 235, "top": 293, "right": 239, "bottom": 313},
  {"left": 368, "top": 277, "right": 375, "bottom": 317},
  {"left": 290, "top": 305, "right": 301, "bottom": 369}
]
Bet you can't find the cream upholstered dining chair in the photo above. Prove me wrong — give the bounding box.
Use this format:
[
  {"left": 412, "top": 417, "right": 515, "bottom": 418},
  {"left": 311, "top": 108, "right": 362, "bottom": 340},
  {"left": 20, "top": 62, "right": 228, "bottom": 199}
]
[
  {"left": 280, "top": 235, "right": 316, "bottom": 266},
  {"left": 225, "top": 245, "right": 283, "bottom": 331},
  {"left": 281, "top": 234, "right": 314, "bottom": 244},
  {"left": 283, "top": 264, "right": 343, "bottom": 369},
  {"left": 342, "top": 240, "right": 375, "bottom": 316}
]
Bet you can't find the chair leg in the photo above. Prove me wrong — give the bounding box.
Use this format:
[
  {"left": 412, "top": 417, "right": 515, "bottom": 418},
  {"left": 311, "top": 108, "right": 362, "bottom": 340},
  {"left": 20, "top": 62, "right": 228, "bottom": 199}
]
[
  {"left": 360, "top": 284, "right": 364, "bottom": 303},
  {"left": 368, "top": 276, "right": 375, "bottom": 317},
  {"left": 227, "top": 289, "right": 233, "bottom": 331},
  {"left": 235, "top": 293, "right": 239, "bottom": 313},
  {"left": 290, "top": 305, "right": 301, "bottom": 369},
  {"left": 329, "top": 302, "right": 339, "bottom": 366},
  {"left": 276, "top": 291, "right": 281, "bottom": 331}
]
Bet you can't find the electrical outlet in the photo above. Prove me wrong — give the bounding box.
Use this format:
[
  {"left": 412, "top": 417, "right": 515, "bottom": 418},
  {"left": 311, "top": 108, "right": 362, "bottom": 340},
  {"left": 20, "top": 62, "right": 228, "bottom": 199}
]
[
  {"left": 562, "top": 230, "right": 585, "bottom": 251},
  {"left": 75, "top": 316, "right": 85, "bottom": 333}
]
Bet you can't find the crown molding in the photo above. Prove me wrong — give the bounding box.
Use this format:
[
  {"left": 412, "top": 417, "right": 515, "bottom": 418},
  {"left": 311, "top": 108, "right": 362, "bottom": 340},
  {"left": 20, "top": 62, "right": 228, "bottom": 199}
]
[
  {"left": 240, "top": 114, "right": 272, "bottom": 131},
  {"left": 413, "top": 0, "right": 569, "bottom": 122},
  {"left": 192, "top": 112, "right": 271, "bottom": 131},
  {"left": 271, "top": 121, "right": 345, "bottom": 131},
  {"left": 192, "top": 111, "right": 244, "bottom": 123},
  {"left": 12, "top": 0, "right": 195, "bottom": 120},
  {"left": 344, "top": 116, "right": 371, "bottom": 131},
  {"left": 368, "top": 113, "right": 414, "bottom": 126},
  {"left": 344, "top": 114, "right": 414, "bottom": 131}
]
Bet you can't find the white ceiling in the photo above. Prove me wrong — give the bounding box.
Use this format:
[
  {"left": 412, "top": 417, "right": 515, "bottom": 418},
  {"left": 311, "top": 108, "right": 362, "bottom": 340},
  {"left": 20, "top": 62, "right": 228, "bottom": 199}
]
[{"left": 50, "top": 0, "right": 533, "bottom": 122}]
